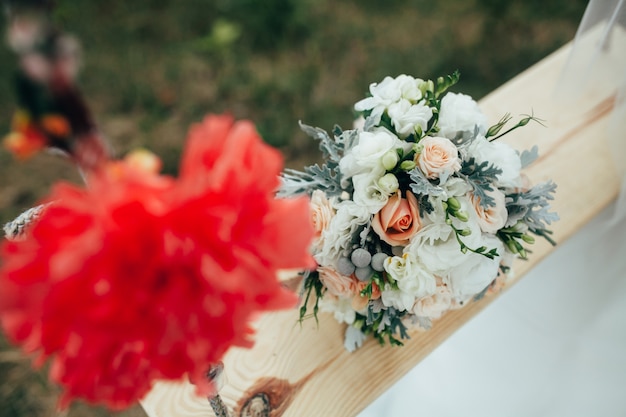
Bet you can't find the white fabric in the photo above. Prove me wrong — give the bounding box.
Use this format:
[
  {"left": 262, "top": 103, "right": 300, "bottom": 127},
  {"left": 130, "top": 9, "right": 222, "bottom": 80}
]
[
  {"left": 556, "top": 0, "right": 626, "bottom": 222},
  {"left": 358, "top": 202, "right": 626, "bottom": 417}
]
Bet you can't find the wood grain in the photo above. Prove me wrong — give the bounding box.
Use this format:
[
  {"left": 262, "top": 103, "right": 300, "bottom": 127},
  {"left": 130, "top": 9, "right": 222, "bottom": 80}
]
[{"left": 141, "top": 28, "right": 626, "bottom": 417}]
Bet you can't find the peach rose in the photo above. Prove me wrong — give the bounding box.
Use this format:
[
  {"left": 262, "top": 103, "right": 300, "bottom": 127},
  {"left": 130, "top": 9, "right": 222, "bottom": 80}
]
[
  {"left": 351, "top": 280, "right": 381, "bottom": 311},
  {"left": 318, "top": 266, "right": 357, "bottom": 298},
  {"left": 372, "top": 190, "right": 421, "bottom": 246},
  {"left": 416, "top": 136, "right": 461, "bottom": 179},
  {"left": 310, "top": 190, "right": 335, "bottom": 243},
  {"left": 470, "top": 189, "right": 507, "bottom": 234}
]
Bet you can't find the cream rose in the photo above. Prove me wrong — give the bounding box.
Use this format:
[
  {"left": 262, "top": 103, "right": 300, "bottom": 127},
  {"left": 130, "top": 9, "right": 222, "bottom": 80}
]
[
  {"left": 310, "top": 190, "right": 335, "bottom": 245},
  {"left": 318, "top": 266, "right": 357, "bottom": 298},
  {"left": 372, "top": 190, "right": 421, "bottom": 246},
  {"left": 417, "top": 136, "right": 461, "bottom": 179},
  {"left": 413, "top": 278, "right": 453, "bottom": 320},
  {"left": 470, "top": 189, "right": 507, "bottom": 234}
]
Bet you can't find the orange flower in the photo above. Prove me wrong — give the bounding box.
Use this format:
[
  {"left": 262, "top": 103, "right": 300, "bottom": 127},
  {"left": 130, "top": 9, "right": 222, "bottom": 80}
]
[
  {"left": 372, "top": 190, "right": 421, "bottom": 246},
  {"left": 0, "top": 114, "right": 315, "bottom": 409}
]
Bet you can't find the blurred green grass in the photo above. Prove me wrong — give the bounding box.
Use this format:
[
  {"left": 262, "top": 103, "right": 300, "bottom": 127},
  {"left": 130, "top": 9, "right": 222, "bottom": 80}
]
[{"left": 0, "top": 0, "right": 587, "bottom": 416}]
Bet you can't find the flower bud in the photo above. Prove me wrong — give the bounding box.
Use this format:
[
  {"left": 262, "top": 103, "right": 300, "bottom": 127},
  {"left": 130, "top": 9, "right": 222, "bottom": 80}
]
[
  {"left": 378, "top": 173, "right": 399, "bottom": 194},
  {"left": 412, "top": 143, "right": 424, "bottom": 154},
  {"left": 455, "top": 211, "right": 469, "bottom": 222},
  {"left": 381, "top": 150, "right": 399, "bottom": 171},
  {"left": 521, "top": 234, "right": 535, "bottom": 244},
  {"left": 419, "top": 80, "right": 435, "bottom": 95},
  {"left": 459, "top": 228, "right": 472, "bottom": 237},
  {"left": 399, "top": 160, "right": 416, "bottom": 171},
  {"left": 506, "top": 239, "right": 518, "bottom": 254},
  {"left": 447, "top": 197, "right": 461, "bottom": 211}
]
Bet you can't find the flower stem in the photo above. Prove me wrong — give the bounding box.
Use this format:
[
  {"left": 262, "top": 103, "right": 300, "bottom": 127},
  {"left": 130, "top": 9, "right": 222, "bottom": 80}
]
[
  {"left": 206, "top": 362, "right": 230, "bottom": 417},
  {"left": 208, "top": 394, "right": 230, "bottom": 417}
]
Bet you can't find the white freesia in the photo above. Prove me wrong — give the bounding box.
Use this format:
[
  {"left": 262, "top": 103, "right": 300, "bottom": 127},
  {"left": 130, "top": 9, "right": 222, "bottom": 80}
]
[
  {"left": 315, "top": 200, "right": 371, "bottom": 266},
  {"left": 466, "top": 135, "right": 522, "bottom": 188},
  {"left": 395, "top": 74, "right": 423, "bottom": 102},
  {"left": 354, "top": 76, "right": 402, "bottom": 125},
  {"left": 384, "top": 253, "right": 437, "bottom": 299},
  {"left": 352, "top": 173, "right": 390, "bottom": 213},
  {"left": 445, "top": 234, "right": 504, "bottom": 300},
  {"left": 320, "top": 297, "right": 356, "bottom": 325},
  {"left": 438, "top": 93, "right": 488, "bottom": 139},
  {"left": 380, "top": 284, "right": 416, "bottom": 312},
  {"left": 339, "top": 128, "right": 408, "bottom": 179},
  {"left": 388, "top": 99, "right": 433, "bottom": 138},
  {"left": 354, "top": 75, "right": 424, "bottom": 126}
]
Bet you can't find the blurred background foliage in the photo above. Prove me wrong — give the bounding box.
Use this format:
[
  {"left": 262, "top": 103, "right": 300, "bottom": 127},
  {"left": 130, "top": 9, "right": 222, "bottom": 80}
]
[{"left": 0, "top": 0, "right": 587, "bottom": 416}]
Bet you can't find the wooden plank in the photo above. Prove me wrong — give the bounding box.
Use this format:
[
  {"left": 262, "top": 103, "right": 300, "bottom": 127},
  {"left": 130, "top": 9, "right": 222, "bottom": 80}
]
[{"left": 141, "top": 27, "right": 626, "bottom": 417}]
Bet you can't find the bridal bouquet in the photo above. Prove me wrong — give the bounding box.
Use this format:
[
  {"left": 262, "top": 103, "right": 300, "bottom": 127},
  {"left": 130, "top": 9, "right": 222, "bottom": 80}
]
[{"left": 280, "top": 72, "right": 558, "bottom": 351}]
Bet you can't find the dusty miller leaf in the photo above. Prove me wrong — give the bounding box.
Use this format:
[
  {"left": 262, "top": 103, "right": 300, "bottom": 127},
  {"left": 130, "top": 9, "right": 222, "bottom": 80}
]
[
  {"left": 458, "top": 157, "right": 502, "bottom": 208},
  {"left": 279, "top": 164, "right": 342, "bottom": 197},
  {"left": 505, "top": 180, "right": 559, "bottom": 233},
  {"left": 344, "top": 326, "right": 367, "bottom": 352},
  {"left": 520, "top": 145, "right": 539, "bottom": 168},
  {"left": 408, "top": 168, "right": 445, "bottom": 197}
]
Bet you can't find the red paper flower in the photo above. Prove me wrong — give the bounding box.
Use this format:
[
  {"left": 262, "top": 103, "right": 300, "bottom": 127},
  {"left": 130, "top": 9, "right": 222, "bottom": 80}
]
[{"left": 0, "top": 114, "right": 315, "bottom": 409}]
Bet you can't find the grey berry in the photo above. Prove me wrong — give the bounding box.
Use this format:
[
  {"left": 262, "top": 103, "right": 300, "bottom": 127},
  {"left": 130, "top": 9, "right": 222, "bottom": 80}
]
[
  {"left": 355, "top": 266, "right": 374, "bottom": 281},
  {"left": 351, "top": 248, "right": 372, "bottom": 268},
  {"left": 336, "top": 257, "right": 356, "bottom": 276},
  {"left": 371, "top": 253, "right": 388, "bottom": 272}
]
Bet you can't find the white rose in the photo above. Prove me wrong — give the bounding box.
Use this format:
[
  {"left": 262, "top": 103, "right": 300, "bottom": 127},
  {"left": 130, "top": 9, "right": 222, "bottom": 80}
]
[
  {"left": 352, "top": 173, "right": 390, "bottom": 214},
  {"left": 438, "top": 93, "right": 488, "bottom": 140},
  {"left": 470, "top": 189, "right": 508, "bottom": 234},
  {"left": 384, "top": 253, "right": 437, "bottom": 299},
  {"left": 445, "top": 234, "right": 504, "bottom": 299},
  {"left": 320, "top": 297, "right": 356, "bottom": 325},
  {"left": 354, "top": 76, "right": 402, "bottom": 124},
  {"left": 411, "top": 196, "right": 483, "bottom": 275},
  {"left": 414, "top": 237, "right": 469, "bottom": 275},
  {"left": 388, "top": 99, "right": 433, "bottom": 138},
  {"left": 466, "top": 135, "right": 522, "bottom": 188},
  {"left": 380, "top": 284, "right": 416, "bottom": 312}
]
